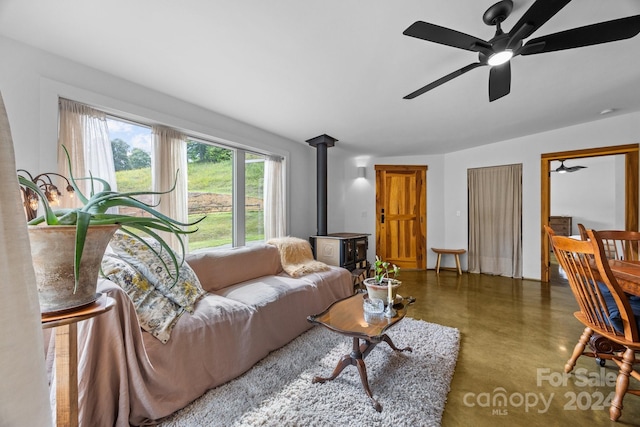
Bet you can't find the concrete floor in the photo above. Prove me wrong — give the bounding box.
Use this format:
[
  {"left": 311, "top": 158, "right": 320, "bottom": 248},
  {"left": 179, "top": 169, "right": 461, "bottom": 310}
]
[{"left": 394, "top": 269, "right": 640, "bottom": 427}]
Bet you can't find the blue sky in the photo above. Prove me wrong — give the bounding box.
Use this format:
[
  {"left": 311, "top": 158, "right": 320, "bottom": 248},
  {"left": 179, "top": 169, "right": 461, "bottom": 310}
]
[{"left": 106, "top": 118, "right": 151, "bottom": 153}]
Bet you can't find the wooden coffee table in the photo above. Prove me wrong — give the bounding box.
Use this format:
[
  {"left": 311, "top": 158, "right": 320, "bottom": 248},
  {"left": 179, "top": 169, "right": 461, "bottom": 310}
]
[{"left": 307, "top": 292, "right": 414, "bottom": 412}]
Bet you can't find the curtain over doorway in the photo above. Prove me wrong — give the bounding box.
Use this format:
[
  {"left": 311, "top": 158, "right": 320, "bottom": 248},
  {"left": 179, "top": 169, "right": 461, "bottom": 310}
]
[{"left": 468, "top": 163, "right": 522, "bottom": 278}]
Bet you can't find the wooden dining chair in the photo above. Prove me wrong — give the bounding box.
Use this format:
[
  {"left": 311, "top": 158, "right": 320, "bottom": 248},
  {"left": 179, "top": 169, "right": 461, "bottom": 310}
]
[
  {"left": 550, "top": 228, "right": 640, "bottom": 422},
  {"left": 577, "top": 223, "right": 588, "bottom": 241},
  {"left": 596, "top": 229, "right": 640, "bottom": 261},
  {"left": 545, "top": 225, "right": 603, "bottom": 371},
  {"left": 571, "top": 225, "right": 629, "bottom": 366}
]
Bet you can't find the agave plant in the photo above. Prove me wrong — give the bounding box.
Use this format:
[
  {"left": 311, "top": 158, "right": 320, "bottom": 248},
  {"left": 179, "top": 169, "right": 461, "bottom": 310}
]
[{"left": 18, "top": 146, "right": 203, "bottom": 292}]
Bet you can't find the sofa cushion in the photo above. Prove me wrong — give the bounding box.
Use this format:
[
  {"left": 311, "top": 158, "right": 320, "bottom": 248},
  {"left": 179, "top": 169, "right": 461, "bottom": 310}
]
[
  {"left": 108, "top": 231, "right": 206, "bottom": 313},
  {"left": 101, "top": 254, "right": 184, "bottom": 343},
  {"left": 186, "top": 244, "right": 282, "bottom": 292}
]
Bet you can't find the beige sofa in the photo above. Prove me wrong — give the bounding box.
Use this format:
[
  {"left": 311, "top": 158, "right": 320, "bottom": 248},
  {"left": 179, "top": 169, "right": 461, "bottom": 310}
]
[{"left": 65, "top": 243, "right": 352, "bottom": 426}]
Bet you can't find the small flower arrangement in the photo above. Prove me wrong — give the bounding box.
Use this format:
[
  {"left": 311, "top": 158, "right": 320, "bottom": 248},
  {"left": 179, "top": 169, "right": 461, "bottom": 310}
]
[{"left": 373, "top": 255, "right": 400, "bottom": 284}]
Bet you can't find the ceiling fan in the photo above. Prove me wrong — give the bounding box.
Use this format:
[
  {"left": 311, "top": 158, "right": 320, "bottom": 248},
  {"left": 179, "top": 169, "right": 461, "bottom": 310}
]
[
  {"left": 552, "top": 160, "right": 587, "bottom": 173},
  {"left": 403, "top": 0, "right": 640, "bottom": 102}
]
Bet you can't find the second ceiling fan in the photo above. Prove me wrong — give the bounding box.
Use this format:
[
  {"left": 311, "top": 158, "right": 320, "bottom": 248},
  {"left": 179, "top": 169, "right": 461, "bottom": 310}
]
[
  {"left": 552, "top": 159, "right": 586, "bottom": 173},
  {"left": 403, "top": 0, "right": 640, "bottom": 102}
]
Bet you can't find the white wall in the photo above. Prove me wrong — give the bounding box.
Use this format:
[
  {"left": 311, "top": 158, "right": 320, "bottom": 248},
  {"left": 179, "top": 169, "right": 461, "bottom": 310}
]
[
  {"left": 551, "top": 155, "right": 625, "bottom": 234},
  {"left": 616, "top": 154, "right": 627, "bottom": 227},
  {"left": 341, "top": 113, "right": 640, "bottom": 280},
  {"left": 340, "top": 153, "right": 446, "bottom": 269},
  {"left": 444, "top": 114, "right": 639, "bottom": 280},
  {"left": 0, "top": 35, "right": 318, "bottom": 239}
]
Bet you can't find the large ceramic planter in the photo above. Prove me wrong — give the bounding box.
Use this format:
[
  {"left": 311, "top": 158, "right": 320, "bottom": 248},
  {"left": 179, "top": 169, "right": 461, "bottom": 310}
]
[
  {"left": 363, "top": 277, "right": 402, "bottom": 303},
  {"left": 28, "top": 224, "right": 119, "bottom": 313}
]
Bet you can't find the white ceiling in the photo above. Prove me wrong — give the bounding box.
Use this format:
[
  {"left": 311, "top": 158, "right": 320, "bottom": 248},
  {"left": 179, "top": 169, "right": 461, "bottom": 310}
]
[{"left": 1, "top": 0, "right": 639, "bottom": 156}]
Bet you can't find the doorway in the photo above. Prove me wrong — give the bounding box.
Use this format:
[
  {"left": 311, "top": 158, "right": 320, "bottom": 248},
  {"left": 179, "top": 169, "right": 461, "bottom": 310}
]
[
  {"left": 540, "top": 144, "right": 639, "bottom": 282},
  {"left": 468, "top": 164, "right": 523, "bottom": 277},
  {"left": 375, "top": 165, "right": 427, "bottom": 269}
]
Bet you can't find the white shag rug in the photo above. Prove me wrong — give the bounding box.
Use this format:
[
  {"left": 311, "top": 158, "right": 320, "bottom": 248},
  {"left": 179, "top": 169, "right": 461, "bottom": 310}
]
[{"left": 158, "top": 317, "right": 460, "bottom": 427}]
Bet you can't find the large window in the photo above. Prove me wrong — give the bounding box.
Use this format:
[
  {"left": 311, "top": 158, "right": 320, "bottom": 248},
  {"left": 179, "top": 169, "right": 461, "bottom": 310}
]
[
  {"left": 107, "top": 119, "right": 152, "bottom": 214},
  {"left": 185, "top": 139, "right": 234, "bottom": 250},
  {"left": 106, "top": 116, "right": 275, "bottom": 251}
]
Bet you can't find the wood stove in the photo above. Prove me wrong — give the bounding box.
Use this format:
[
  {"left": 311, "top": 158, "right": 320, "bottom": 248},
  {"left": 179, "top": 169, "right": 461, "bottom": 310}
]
[
  {"left": 310, "top": 233, "right": 369, "bottom": 271},
  {"left": 306, "top": 134, "right": 370, "bottom": 273}
]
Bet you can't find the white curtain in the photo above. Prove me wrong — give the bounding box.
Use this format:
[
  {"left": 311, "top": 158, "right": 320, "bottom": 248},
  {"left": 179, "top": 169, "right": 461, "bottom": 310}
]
[
  {"left": 468, "top": 164, "right": 523, "bottom": 278},
  {"left": 57, "top": 98, "right": 117, "bottom": 205},
  {"left": 152, "top": 125, "right": 188, "bottom": 252},
  {"left": 0, "top": 93, "right": 53, "bottom": 425},
  {"left": 264, "top": 155, "right": 286, "bottom": 240}
]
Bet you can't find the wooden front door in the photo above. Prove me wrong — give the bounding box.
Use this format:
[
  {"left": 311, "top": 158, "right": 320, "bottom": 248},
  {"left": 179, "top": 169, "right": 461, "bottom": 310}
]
[{"left": 375, "top": 165, "right": 427, "bottom": 269}]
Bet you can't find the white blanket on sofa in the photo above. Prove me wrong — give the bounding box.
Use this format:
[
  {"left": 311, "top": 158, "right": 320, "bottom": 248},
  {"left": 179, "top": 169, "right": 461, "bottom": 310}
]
[{"left": 267, "top": 236, "right": 329, "bottom": 277}]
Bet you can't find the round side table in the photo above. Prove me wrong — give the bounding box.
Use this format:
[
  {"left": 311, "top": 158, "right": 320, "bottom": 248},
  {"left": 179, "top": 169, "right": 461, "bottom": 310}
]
[{"left": 41, "top": 294, "right": 115, "bottom": 427}]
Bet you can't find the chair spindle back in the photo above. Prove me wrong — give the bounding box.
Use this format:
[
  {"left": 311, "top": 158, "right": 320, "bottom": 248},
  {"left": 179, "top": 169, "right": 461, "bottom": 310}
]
[
  {"left": 547, "top": 227, "right": 639, "bottom": 342},
  {"left": 595, "top": 230, "right": 640, "bottom": 261}
]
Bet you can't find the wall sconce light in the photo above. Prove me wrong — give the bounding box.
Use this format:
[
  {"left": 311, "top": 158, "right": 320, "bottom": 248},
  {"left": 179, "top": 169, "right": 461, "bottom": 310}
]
[{"left": 357, "top": 167, "right": 366, "bottom": 179}]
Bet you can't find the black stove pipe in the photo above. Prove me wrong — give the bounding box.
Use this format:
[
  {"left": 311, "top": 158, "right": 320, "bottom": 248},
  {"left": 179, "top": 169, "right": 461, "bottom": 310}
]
[{"left": 306, "top": 134, "right": 337, "bottom": 236}]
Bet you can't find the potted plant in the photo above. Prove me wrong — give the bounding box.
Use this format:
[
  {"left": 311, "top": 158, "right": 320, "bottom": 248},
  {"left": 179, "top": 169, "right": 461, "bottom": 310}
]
[
  {"left": 363, "top": 256, "right": 401, "bottom": 304},
  {"left": 19, "top": 146, "right": 203, "bottom": 313}
]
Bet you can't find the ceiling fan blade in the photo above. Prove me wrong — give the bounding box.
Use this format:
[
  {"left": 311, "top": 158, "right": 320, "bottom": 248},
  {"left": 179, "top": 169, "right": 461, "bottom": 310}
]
[
  {"left": 521, "top": 15, "right": 640, "bottom": 54},
  {"left": 517, "top": 41, "right": 546, "bottom": 55},
  {"left": 566, "top": 165, "right": 587, "bottom": 172},
  {"left": 508, "top": 0, "right": 571, "bottom": 41},
  {"left": 404, "top": 62, "right": 485, "bottom": 99},
  {"left": 507, "top": 22, "right": 535, "bottom": 50},
  {"left": 403, "top": 21, "right": 490, "bottom": 52},
  {"left": 489, "top": 62, "right": 511, "bottom": 102}
]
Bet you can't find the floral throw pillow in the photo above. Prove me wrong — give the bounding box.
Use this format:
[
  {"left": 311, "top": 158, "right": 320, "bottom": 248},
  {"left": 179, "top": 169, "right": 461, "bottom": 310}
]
[
  {"left": 108, "top": 231, "right": 207, "bottom": 314},
  {"left": 101, "top": 254, "right": 184, "bottom": 344}
]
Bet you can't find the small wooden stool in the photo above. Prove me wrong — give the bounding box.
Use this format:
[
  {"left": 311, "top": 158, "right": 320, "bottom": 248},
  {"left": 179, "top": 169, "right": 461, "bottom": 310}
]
[{"left": 431, "top": 248, "right": 466, "bottom": 275}]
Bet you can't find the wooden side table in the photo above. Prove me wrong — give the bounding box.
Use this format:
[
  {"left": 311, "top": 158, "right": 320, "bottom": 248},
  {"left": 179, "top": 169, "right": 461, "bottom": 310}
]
[
  {"left": 307, "top": 292, "right": 414, "bottom": 412},
  {"left": 41, "top": 294, "right": 115, "bottom": 427}
]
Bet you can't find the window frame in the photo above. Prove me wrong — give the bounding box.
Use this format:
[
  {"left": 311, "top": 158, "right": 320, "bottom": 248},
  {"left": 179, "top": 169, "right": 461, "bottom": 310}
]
[{"left": 104, "top": 113, "right": 281, "bottom": 249}]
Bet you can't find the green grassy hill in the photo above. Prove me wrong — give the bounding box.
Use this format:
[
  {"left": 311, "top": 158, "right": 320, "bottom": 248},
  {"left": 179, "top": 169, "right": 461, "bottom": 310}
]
[{"left": 116, "top": 159, "right": 265, "bottom": 250}]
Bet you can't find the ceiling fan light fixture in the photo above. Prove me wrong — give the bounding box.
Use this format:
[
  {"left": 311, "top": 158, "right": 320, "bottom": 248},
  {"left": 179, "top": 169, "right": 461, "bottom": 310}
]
[
  {"left": 402, "top": 1, "right": 640, "bottom": 101},
  {"left": 488, "top": 50, "right": 513, "bottom": 66}
]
